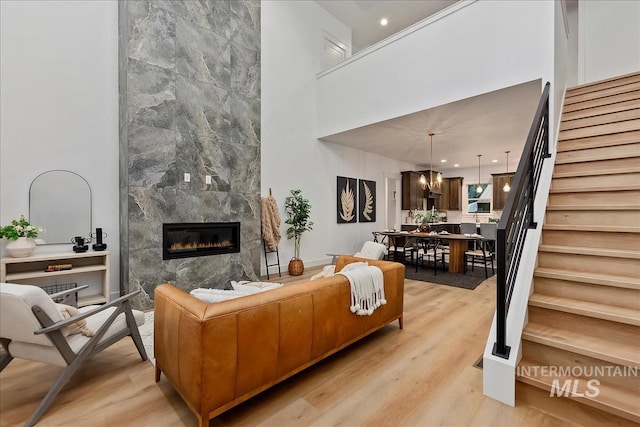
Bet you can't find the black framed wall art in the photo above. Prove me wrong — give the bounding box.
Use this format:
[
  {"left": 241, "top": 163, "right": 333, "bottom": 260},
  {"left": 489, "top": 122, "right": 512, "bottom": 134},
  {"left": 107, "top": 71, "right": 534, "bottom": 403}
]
[{"left": 358, "top": 179, "right": 376, "bottom": 222}]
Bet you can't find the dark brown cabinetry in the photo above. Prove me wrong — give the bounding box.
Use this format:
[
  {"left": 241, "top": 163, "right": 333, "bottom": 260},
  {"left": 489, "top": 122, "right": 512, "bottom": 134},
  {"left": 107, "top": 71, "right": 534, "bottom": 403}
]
[
  {"left": 435, "top": 177, "right": 463, "bottom": 211},
  {"left": 492, "top": 173, "right": 515, "bottom": 210},
  {"left": 401, "top": 171, "right": 425, "bottom": 210}
]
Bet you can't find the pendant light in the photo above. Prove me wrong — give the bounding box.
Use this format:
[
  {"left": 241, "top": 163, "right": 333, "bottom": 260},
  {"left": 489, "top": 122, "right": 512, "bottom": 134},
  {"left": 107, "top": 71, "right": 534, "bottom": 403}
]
[
  {"left": 429, "top": 133, "right": 442, "bottom": 186},
  {"left": 476, "top": 154, "right": 483, "bottom": 194},
  {"left": 503, "top": 150, "right": 511, "bottom": 192}
]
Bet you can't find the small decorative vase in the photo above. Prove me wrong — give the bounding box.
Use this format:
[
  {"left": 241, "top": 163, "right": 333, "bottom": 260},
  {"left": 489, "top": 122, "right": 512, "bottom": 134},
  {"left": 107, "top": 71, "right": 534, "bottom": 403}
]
[
  {"left": 288, "top": 258, "right": 304, "bottom": 276},
  {"left": 6, "top": 237, "right": 36, "bottom": 258}
]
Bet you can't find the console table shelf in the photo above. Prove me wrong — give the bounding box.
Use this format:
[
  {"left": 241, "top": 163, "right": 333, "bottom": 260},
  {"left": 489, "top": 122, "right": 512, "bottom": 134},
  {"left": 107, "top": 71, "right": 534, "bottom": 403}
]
[{"left": 1, "top": 251, "right": 110, "bottom": 307}]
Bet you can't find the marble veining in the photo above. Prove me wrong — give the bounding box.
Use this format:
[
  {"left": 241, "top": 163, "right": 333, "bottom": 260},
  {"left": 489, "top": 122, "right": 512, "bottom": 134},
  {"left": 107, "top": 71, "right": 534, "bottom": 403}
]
[
  {"left": 176, "top": 16, "right": 230, "bottom": 88},
  {"left": 119, "top": 0, "right": 261, "bottom": 310}
]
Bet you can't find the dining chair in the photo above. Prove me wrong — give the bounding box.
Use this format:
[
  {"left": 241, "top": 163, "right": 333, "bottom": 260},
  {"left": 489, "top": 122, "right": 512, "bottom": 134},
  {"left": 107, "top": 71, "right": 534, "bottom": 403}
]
[
  {"left": 479, "top": 223, "right": 498, "bottom": 258},
  {"left": 464, "top": 238, "right": 495, "bottom": 278},
  {"left": 386, "top": 235, "right": 415, "bottom": 265},
  {"left": 460, "top": 222, "right": 477, "bottom": 235},
  {"left": 415, "top": 238, "right": 446, "bottom": 275}
]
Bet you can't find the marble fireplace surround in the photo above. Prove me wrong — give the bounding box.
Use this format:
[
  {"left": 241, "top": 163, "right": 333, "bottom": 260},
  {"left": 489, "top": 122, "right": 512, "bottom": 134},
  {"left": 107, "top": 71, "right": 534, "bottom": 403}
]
[{"left": 119, "top": 0, "right": 261, "bottom": 310}]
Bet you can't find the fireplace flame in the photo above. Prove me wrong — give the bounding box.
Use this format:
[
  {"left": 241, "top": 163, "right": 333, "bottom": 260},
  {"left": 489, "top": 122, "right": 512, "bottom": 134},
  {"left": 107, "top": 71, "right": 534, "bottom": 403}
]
[{"left": 169, "top": 240, "right": 233, "bottom": 251}]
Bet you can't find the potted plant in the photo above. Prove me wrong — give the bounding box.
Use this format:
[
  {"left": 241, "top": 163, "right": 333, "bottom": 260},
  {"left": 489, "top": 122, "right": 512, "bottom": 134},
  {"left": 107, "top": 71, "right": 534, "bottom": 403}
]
[
  {"left": 284, "top": 189, "right": 313, "bottom": 275},
  {"left": 0, "top": 215, "right": 44, "bottom": 257}
]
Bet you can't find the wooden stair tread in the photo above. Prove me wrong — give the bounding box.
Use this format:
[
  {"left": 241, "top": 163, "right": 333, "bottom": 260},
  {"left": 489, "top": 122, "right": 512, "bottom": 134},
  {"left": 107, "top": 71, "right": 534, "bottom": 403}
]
[
  {"left": 543, "top": 224, "right": 640, "bottom": 233},
  {"left": 566, "top": 71, "right": 640, "bottom": 97},
  {"left": 558, "top": 119, "right": 640, "bottom": 141},
  {"left": 563, "top": 90, "right": 640, "bottom": 115},
  {"left": 555, "top": 145, "right": 640, "bottom": 163},
  {"left": 546, "top": 204, "right": 640, "bottom": 210},
  {"left": 522, "top": 322, "right": 640, "bottom": 368},
  {"left": 529, "top": 293, "right": 640, "bottom": 325},
  {"left": 564, "top": 82, "right": 640, "bottom": 106},
  {"left": 549, "top": 184, "right": 640, "bottom": 193},
  {"left": 562, "top": 98, "right": 640, "bottom": 122},
  {"left": 557, "top": 130, "right": 640, "bottom": 152},
  {"left": 553, "top": 167, "right": 640, "bottom": 179},
  {"left": 538, "top": 245, "right": 640, "bottom": 259},
  {"left": 534, "top": 267, "right": 640, "bottom": 290},
  {"left": 517, "top": 358, "right": 640, "bottom": 423},
  {"left": 560, "top": 109, "right": 640, "bottom": 132}
]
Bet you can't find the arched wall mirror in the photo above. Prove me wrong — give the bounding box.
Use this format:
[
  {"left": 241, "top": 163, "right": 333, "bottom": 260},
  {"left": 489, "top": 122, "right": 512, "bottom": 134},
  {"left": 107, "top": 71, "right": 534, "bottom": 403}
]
[{"left": 29, "top": 170, "right": 92, "bottom": 245}]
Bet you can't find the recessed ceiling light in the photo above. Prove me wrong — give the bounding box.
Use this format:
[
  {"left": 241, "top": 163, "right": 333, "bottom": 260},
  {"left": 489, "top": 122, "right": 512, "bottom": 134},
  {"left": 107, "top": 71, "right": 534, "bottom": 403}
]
[
  {"left": 454, "top": 164, "right": 460, "bottom": 167},
  {"left": 380, "top": 18, "right": 388, "bottom": 26},
  {"left": 492, "top": 159, "right": 498, "bottom": 163},
  {"left": 440, "top": 159, "right": 446, "bottom": 163}
]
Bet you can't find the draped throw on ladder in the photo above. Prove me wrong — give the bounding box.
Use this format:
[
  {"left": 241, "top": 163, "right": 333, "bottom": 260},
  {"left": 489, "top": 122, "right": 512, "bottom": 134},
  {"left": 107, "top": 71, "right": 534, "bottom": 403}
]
[
  {"left": 261, "top": 195, "right": 281, "bottom": 251},
  {"left": 337, "top": 265, "right": 386, "bottom": 316}
]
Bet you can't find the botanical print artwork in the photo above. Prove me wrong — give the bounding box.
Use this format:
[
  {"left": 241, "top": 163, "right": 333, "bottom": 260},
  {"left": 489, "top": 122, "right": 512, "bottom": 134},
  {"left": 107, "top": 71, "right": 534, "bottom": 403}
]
[
  {"left": 358, "top": 179, "right": 376, "bottom": 223},
  {"left": 337, "top": 176, "right": 357, "bottom": 223}
]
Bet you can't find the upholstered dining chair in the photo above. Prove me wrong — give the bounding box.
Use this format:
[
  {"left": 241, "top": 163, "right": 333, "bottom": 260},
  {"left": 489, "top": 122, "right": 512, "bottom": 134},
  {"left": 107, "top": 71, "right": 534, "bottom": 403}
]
[{"left": 0, "top": 283, "right": 147, "bottom": 427}]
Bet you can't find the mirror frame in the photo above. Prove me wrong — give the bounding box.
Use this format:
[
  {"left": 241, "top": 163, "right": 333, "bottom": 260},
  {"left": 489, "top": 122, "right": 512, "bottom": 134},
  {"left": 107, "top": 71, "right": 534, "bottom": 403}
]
[{"left": 29, "top": 169, "right": 92, "bottom": 245}]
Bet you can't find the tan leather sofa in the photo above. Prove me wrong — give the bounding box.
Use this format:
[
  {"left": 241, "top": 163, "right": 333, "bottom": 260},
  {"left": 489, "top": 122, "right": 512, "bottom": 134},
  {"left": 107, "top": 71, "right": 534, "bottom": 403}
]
[{"left": 153, "top": 256, "right": 405, "bottom": 427}]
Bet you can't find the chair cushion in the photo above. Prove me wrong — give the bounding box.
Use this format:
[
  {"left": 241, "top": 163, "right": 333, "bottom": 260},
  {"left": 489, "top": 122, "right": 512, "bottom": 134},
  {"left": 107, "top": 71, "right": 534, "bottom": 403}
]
[
  {"left": 0, "top": 283, "right": 66, "bottom": 346},
  {"left": 8, "top": 307, "right": 145, "bottom": 367}
]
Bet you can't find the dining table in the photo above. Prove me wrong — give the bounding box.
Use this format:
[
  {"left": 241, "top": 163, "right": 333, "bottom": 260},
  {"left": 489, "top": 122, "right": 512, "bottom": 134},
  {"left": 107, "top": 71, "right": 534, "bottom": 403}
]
[{"left": 377, "top": 231, "right": 483, "bottom": 274}]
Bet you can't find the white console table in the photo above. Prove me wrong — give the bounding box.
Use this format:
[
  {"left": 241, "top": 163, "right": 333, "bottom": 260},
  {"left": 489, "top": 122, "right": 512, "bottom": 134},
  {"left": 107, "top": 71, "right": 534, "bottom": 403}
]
[{"left": 1, "top": 251, "right": 110, "bottom": 307}]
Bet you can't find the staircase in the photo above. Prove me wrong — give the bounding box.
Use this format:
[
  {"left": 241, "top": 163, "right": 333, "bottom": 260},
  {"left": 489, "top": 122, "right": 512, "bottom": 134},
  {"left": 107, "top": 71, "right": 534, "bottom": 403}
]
[{"left": 518, "top": 72, "right": 640, "bottom": 422}]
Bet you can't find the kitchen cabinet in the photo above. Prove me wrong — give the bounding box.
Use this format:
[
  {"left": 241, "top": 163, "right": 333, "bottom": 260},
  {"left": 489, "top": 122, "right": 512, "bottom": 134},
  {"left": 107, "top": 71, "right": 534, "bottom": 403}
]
[
  {"left": 434, "top": 177, "right": 463, "bottom": 211},
  {"left": 492, "top": 173, "right": 515, "bottom": 210},
  {"left": 402, "top": 171, "right": 425, "bottom": 210}
]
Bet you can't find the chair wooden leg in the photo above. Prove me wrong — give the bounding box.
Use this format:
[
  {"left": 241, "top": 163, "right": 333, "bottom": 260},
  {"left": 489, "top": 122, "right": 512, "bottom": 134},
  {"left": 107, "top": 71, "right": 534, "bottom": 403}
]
[
  {"left": 124, "top": 302, "right": 148, "bottom": 361},
  {"left": 0, "top": 338, "right": 13, "bottom": 372}
]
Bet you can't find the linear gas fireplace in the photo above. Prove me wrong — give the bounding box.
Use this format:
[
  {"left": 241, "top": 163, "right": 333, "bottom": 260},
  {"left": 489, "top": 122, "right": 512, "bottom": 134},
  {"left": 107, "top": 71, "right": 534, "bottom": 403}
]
[{"left": 163, "top": 222, "right": 240, "bottom": 260}]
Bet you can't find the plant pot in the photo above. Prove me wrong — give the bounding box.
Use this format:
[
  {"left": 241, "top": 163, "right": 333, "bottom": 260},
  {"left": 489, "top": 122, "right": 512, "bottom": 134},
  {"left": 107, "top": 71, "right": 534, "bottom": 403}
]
[
  {"left": 6, "top": 237, "right": 36, "bottom": 257},
  {"left": 288, "top": 258, "right": 304, "bottom": 276}
]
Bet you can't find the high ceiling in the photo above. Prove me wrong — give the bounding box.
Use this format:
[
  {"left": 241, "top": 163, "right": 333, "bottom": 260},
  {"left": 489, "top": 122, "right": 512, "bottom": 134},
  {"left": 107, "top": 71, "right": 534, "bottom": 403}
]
[
  {"left": 315, "top": 0, "right": 543, "bottom": 172},
  {"left": 316, "top": 0, "right": 458, "bottom": 52}
]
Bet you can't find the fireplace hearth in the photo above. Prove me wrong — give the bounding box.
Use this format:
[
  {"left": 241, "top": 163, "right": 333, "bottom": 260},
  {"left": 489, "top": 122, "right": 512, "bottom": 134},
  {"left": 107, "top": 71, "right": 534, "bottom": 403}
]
[{"left": 163, "top": 222, "right": 240, "bottom": 260}]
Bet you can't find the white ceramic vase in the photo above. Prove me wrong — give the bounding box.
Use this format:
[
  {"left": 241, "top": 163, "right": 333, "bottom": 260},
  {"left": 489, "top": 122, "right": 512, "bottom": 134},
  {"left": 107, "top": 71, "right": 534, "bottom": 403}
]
[{"left": 6, "top": 237, "right": 36, "bottom": 257}]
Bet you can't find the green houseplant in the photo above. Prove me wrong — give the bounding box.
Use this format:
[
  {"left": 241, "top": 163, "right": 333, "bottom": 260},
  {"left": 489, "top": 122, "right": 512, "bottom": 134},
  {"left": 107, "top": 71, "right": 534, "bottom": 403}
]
[
  {"left": 0, "top": 215, "right": 44, "bottom": 257},
  {"left": 284, "top": 189, "right": 313, "bottom": 275}
]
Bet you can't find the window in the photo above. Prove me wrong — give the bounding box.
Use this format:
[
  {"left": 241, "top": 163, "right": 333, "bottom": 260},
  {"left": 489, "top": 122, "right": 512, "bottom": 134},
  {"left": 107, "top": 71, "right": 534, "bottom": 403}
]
[{"left": 467, "top": 183, "right": 492, "bottom": 213}]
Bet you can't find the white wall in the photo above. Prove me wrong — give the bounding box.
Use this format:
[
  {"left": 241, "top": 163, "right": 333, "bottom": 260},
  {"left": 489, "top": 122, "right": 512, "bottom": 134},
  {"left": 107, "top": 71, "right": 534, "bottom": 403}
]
[
  {"left": 316, "top": 0, "right": 556, "bottom": 139},
  {"left": 0, "top": 1, "right": 119, "bottom": 298},
  {"left": 261, "top": 0, "right": 415, "bottom": 271},
  {"left": 579, "top": 0, "right": 640, "bottom": 84}
]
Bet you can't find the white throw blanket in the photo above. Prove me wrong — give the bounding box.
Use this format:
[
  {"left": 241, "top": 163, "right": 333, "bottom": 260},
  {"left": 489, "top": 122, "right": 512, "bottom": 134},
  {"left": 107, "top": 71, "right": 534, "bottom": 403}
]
[{"left": 337, "top": 265, "right": 386, "bottom": 316}]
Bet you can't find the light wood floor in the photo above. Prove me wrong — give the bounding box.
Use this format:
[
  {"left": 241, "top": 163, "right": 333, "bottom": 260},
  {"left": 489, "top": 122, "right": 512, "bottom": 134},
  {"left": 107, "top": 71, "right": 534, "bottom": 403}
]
[{"left": 1, "top": 266, "right": 632, "bottom": 427}]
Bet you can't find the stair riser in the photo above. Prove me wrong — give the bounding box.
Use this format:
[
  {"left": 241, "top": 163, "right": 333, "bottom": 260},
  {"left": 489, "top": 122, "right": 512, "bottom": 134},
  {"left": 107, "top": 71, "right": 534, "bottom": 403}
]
[
  {"left": 556, "top": 142, "right": 640, "bottom": 164},
  {"left": 560, "top": 109, "right": 640, "bottom": 132},
  {"left": 538, "top": 252, "right": 640, "bottom": 278},
  {"left": 520, "top": 341, "right": 639, "bottom": 393},
  {"left": 565, "top": 81, "right": 640, "bottom": 105},
  {"left": 541, "top": 230, "right": 640, "bottom": 252},
  {"left": 553, "top": 156, "right": 640, "bottom": 177},
  {"left": 559, "top": 119, "right": 640, "bottom": 144},
  {"left": 557, "top": 130, "right": 640, "bottom": 152},
  {"left": 527, "top": 306, "right": 640, "bottom": 354},
  {"left": 548, "top": 190, "right": 640, "bottom": 207},
  {"left": 563, "top": 90, "right": 640, "bottom": 114},
  {"left": 533, "top": 277, "right": 640, "bottom": 310},
  {"left": 562, "top": 99, "right": 640, "bottom": 123},
  {"left": 551, "top": 173, "right": 640, "bottom": 191},
  {"left": 566, "top": 73, "right": 640, "bottom": 96},
  {"left": 545, "top": 211, "right": 640, "bottom": 228}
]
